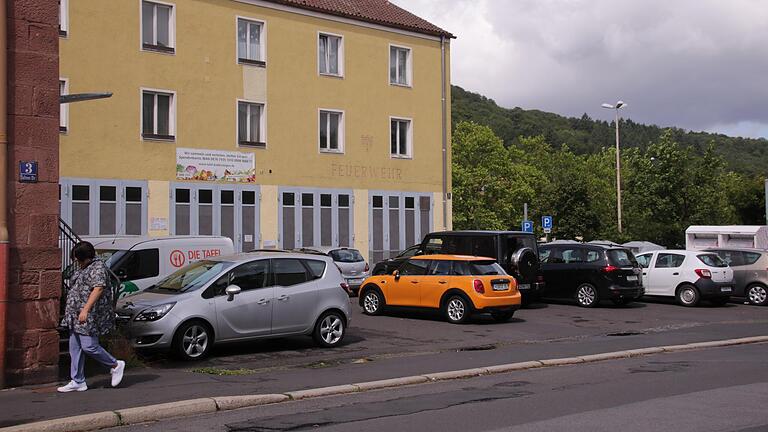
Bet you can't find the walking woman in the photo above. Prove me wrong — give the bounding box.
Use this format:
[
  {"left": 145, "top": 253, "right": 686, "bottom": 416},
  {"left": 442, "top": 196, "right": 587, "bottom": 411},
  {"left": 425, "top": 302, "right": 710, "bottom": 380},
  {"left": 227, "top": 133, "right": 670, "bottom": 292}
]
[{"left": 58, "top": 241, "right": 125, "bottom": 392}]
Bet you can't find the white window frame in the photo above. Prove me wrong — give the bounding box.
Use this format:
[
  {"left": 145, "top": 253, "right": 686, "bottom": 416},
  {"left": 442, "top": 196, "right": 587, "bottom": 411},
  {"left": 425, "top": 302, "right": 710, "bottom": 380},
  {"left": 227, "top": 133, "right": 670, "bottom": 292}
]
[
  {"left": 59, "top": 0, "right": 69, "bottom": 37},
  {"left": 389, "top": 116, "right": 413, "bottom": 159},
  {"left": 318, "top": 109, "right": 344, "bottom": 154},
  {"left": 236, "top": 16, "right": 266, "bottom": 66},
  {"left": 318, "top": 31, "right": 344, "bottom": 77},
  {"left": 389, "top": 44, "right": 412, "bottom": 87},
  {"left": 236, "top": 99, "right": 267, "bottom": 148},
  {"left": 140, "top": 87, "right": 177, "bottom": 141},
  {"left": 140, "top": 0, "right": 176, "bottom": 54},
  {"left": 59, "top": 78, "right": 69, "bottom": 133}
]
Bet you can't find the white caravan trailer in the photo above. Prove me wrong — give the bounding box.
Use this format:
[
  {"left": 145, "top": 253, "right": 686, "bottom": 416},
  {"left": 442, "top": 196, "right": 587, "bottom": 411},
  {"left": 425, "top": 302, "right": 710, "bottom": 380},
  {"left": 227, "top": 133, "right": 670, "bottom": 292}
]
[{"left": 685, "top": 226, "right": 768, "bottom": 250}]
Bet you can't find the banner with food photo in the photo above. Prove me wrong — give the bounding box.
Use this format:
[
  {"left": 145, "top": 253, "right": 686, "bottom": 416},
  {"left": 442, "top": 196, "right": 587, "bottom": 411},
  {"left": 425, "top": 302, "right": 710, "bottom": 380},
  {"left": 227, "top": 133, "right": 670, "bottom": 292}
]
[{"left": 176, "top": 148, "right": 256, "bottom": 183}]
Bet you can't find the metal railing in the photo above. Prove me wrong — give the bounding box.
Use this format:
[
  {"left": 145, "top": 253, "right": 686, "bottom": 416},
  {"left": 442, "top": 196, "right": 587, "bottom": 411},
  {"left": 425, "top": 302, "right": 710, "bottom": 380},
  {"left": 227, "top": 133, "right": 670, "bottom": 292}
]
[{"left": 58, "top": 218, "right": 81, "bottom": 316}]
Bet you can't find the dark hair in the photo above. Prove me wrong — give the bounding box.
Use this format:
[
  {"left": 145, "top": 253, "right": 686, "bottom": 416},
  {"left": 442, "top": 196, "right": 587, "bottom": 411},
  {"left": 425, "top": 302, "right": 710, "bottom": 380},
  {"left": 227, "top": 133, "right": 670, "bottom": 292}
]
[{"left": 71, "top": 241, "right": 96, "bottom": 262}]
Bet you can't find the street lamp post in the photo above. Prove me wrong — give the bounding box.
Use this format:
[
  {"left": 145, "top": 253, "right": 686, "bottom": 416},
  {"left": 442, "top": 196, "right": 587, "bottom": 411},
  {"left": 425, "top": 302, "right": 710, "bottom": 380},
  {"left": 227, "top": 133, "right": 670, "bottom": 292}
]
[{"left": 602, "top": 101, "right": 627, "bottom": 234}]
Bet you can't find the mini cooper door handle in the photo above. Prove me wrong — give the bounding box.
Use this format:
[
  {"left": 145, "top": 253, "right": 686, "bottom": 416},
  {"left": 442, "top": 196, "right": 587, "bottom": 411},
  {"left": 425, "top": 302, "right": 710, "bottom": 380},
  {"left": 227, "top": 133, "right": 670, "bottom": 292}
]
[
  {"left": 410, "top": 280, "right": 419, "bottom": 284},
  {"left": 438, "top": 280, "right": 447, "bottom": 284}
]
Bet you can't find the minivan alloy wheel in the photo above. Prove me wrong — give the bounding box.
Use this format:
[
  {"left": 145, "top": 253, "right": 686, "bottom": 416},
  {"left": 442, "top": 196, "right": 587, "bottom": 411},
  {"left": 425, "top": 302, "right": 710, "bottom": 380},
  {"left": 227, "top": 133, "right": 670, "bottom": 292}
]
[
  {"left": 319, "top": 315, "right": 344, "bottom": 345},
  {"left": 748, "top": 285, "right": 767, "bottom": 305},
  {"left": 182, "top": 324, "right": 209, "bottom": 358},
  {"left": 576, "top": 284, "right": 597, "bottom": 307}
]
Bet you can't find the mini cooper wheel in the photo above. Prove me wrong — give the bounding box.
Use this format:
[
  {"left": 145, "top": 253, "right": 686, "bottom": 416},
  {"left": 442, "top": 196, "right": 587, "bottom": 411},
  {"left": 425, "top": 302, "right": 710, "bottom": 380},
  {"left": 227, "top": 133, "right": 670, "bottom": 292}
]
[
  {"left": 676, "top": 284, "right": 700, "bottom": 307},
  {"left": 444, "top": 295, "right": 470, "bottom": 324},
  {"left": 747, "top": 284, "right": 768, "bottom": 306},
  {"left": 361, "top": 288, "right": 384, "bottom": 316},
  {"left": 313, "top": 311, "right": 346, "bottom": 348},
  {"left": 172, "top": 321, "right": 213, "bottom": 361},
  {"left": 575, "top": 283, "right": 599, "bottom": 308}
]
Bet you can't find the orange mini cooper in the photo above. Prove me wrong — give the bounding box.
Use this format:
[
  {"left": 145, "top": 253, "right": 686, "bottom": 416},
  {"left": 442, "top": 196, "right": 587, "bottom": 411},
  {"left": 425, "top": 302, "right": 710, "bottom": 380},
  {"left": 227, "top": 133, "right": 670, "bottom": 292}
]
[{"left": 358, "top": 255, "right": 521, "bottom": 324}]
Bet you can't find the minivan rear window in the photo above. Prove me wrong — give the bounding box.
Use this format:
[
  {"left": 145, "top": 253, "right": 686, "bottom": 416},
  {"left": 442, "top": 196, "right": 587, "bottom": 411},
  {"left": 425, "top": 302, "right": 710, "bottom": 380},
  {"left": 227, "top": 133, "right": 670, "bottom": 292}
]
[
  {"left": 607, "top": 249, "right": 637, "bottom": 267},
  {"left": 329, "top": 249, "right": 364, "bottom": 263},
  {"left": 697, "top": 254, "right": 727, "bottom": 268}
]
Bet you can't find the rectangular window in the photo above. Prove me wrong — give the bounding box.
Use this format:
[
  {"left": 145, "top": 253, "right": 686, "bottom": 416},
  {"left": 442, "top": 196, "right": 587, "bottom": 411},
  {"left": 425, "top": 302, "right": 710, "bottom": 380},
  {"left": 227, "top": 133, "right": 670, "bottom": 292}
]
[
  {"left": 142, "top": 90, "right": 175, "bottom": 140},
  {"left": 238, "top": 101, "right": 265, "bottom": 147},
  {"left": 319, "top": 33, "right": 343, "bottom": 76},
  {"left": 99, "top": 186, "right": 117, "bottom": 235},
  {"left": 237, "top": 18, "right": 264, "bottom": 65},
  {"left": 319, "top": 110, "right": 343, "bottom": 152},
  {"left": 59, "top": 79, "right": 68, "bottom": 133},
  {"left": 61, "top": 179, "right": 147, "bottom": 236},
  {"left": 280, "top": 188, "right": 353, "bottom": 250},
  {"left": 59, "top": 0, "right": 68, "bottom": 37},
  {"left": 389, "top": 45, "right": 411, "bottom": 86},
  {"left": 390, "top": 118, "right": 412, "bottom": 158},
  {"left": 125, "top": 186, "right": 143, "bottom": 235},
  {"left": 71, "top": 185, "right": 90, "bottom": 236},
  {"left": 142, "top": 1, "right": 175, "bottom": 53}
]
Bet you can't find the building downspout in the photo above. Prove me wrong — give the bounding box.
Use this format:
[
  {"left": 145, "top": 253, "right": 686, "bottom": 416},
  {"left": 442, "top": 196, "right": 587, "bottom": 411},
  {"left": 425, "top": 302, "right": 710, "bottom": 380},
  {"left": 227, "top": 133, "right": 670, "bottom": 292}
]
[
  {"left": 0, "top": 0, "right": 9, "bottom": 388},
  {"left": 440, "top": 35, "right": 448, "bottom": 230}
]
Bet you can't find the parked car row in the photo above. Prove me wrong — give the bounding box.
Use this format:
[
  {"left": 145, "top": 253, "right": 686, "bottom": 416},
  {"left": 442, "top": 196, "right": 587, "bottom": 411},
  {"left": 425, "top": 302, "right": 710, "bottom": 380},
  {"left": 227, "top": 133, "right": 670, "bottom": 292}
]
[{"left": 106, "top": 231, "right": 766, "bottom": 362}]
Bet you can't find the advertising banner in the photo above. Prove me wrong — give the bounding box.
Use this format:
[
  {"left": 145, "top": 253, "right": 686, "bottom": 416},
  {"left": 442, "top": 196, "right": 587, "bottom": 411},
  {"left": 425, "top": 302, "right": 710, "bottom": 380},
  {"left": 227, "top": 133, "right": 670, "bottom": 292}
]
[{"left": 176, "top": 148, "right": 255, "bottom": 183}]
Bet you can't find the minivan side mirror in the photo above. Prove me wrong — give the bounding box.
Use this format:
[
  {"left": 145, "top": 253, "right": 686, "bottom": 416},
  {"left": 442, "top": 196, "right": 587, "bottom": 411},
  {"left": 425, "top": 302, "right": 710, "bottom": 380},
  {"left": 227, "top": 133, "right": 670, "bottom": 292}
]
[
  {"left": 393, "top": 270, "right": 400, "bottom": 281},
  {"left": 225, "top": 284, "right": 242, "bottom": 301}
]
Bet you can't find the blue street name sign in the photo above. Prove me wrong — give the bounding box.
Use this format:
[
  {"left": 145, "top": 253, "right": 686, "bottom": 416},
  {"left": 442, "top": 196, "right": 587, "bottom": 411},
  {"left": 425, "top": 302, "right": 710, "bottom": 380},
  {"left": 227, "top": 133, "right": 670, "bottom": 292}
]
[
  {"left": 542, "top": 215, "right": 553, "bottom": 233},
  {"left": 522, "top": 220, "right": 534, "bottom": 233},
  {"left": 19, "top": 161, "right": 38, "bottom": 183}
]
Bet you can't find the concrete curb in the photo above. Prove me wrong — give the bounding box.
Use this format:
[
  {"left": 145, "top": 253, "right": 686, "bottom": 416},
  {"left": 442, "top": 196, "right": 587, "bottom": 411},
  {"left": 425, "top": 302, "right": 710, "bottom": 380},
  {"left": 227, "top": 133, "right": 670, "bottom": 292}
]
[{"left": 4, "top": 335, "right": 767, "bottom": 432}]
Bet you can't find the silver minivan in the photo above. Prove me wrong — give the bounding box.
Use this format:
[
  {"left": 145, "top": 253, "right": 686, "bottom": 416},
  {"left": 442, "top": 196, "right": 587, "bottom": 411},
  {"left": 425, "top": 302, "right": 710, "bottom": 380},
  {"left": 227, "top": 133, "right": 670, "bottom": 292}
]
[{"left": 115, "top": 252, "right": 352, "bottom": 360}]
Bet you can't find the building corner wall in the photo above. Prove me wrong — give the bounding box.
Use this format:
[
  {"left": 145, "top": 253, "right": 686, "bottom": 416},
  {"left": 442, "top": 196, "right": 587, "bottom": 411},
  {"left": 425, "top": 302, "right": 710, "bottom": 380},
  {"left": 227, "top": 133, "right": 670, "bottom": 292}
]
[{"left": 4, "top": 0, "right": 61, "bottom": 386}]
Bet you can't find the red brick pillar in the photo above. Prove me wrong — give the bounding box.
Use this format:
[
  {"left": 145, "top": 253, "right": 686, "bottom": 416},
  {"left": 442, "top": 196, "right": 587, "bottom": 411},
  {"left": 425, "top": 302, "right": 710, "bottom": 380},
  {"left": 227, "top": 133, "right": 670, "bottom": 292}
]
[{"left": 4, "top": 0, "right": 61, "bottom": 386}]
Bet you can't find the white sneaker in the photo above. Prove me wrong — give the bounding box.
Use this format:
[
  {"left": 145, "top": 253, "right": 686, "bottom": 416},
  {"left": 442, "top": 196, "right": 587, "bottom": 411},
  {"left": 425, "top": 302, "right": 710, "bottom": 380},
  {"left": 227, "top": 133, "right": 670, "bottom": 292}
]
[
  {"left": 111, "top": 360, "right": 125, "bottom": 387},
  {"left": 57, "top": 380, "right": 88, "bottom": 393}
]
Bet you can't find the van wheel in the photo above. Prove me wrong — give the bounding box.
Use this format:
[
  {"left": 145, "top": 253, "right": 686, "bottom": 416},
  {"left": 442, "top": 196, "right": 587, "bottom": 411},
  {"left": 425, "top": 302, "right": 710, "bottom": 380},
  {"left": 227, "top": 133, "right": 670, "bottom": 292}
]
[
  {"left": 313, "top": 311, "right": 346, "bottom": 348},
  {"left": 444, "top": 295, "right": 470, "bottom": 324},
  {"left": 676, "top": 284, "right": 700, "bottom": 307},
  {"left": 575, "top": 283, "right": 598, "bottom": 307},
  {"left": 361, "top": 288, "right": 384, "bottom": 315},
  {"left": 747, "top": 284, "right": 768, "bottom": 306},
  {"left": 172, "top": 321, "right": 213, "bottom": 361}
]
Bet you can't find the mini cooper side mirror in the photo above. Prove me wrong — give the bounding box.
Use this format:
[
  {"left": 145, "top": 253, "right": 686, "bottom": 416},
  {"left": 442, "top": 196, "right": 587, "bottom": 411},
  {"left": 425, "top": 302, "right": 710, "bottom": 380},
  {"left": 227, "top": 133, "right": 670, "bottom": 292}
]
[
  {"left": 225, "top": 284, "right": 242, "bottom": 301},
  {"left": 393, "top": 270, "right": 400, "bottom": 281}
]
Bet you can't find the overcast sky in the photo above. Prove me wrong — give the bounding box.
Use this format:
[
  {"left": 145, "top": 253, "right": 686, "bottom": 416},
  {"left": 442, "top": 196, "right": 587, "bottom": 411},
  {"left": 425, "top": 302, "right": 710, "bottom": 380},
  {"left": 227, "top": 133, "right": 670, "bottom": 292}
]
[{"left": 396, "top": 0, "right": 768, "bottom": 139}]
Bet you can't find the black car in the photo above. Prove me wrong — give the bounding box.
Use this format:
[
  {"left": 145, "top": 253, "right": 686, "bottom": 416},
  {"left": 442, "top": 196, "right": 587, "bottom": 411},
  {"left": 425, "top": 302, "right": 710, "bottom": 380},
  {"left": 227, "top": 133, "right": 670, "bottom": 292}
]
[
  {"left": 372, "top": 244, "right": 422, "bottom": 275},
  {"left": 538, "top": 243, "right": 643, "bottom": 307},
  {"left": 420, "top": 231, "right": 543, "bottom": 303}
]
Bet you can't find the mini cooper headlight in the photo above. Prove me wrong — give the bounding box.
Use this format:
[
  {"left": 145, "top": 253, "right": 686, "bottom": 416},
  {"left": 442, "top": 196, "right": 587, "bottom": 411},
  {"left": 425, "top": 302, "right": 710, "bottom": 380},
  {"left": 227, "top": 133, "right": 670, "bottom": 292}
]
[{"left": 134, "top": 302, "right": 176, "bottom": 322}]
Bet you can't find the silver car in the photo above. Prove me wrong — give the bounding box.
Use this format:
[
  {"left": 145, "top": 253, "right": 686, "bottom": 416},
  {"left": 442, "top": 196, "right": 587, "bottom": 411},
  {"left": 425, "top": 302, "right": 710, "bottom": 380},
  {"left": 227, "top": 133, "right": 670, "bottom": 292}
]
[
  {"left": 297, "top": 247, "right": 370, "bottom": 295},
  {"left": 705, "top": 248, "right": 768, "bottom": 305},
  {"left": 115, "top": 252, "right": 352, "bottom": 360}
]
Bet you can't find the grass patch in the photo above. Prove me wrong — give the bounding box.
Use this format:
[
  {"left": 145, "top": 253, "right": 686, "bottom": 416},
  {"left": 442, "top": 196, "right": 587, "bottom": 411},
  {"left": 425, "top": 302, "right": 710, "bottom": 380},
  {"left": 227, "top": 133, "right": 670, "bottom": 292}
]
[{"left": 191, "top": 367, "right": 259, "bottom": 376}]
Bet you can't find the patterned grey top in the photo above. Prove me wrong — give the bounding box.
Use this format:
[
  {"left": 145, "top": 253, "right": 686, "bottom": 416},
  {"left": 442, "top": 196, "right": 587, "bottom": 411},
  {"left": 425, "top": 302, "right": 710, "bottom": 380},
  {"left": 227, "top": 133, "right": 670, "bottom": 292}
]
[{"left": 61, "top": 259, "right": 115, "bottom": 336}]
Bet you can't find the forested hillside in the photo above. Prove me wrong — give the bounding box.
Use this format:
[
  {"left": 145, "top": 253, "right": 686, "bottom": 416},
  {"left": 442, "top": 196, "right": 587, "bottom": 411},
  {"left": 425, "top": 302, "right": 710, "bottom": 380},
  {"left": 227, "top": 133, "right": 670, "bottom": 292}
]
[
  {"left": 449, "top": 86, "right": 766, "bottom": 247},
  {"left": 451, "top": 86, "right": 768, "bottom": 175}
]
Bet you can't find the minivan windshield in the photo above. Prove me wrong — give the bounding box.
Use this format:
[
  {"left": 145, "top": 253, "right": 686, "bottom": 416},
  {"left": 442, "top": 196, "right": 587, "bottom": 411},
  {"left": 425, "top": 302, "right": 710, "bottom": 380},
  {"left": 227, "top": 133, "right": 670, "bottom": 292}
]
[
  {"left": 329, "top": 249, "right": 364, "bottom": 263},
  {"left": 149, "top": 260, "right": 233, "bottom": 293},
  {"left": 697, "top": 254, "right": 727, "bottom": 268},
  {"left": 607, "top": 249, "right": 638, "bottom": 267}
]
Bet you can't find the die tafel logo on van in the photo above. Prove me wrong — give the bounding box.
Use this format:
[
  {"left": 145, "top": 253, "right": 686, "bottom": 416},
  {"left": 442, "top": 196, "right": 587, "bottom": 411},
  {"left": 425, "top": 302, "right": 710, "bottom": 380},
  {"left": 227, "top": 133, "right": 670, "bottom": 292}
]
[{"left": 170, "top": 250, "right": 186, "bottom": 268}]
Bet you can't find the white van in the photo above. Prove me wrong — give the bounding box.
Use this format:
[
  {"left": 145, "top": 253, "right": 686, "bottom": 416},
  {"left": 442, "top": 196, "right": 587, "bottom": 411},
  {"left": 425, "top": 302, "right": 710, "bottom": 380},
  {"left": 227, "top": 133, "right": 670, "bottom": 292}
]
[{"left": 91, "top": 236, "right": 235, "bottom": 298}]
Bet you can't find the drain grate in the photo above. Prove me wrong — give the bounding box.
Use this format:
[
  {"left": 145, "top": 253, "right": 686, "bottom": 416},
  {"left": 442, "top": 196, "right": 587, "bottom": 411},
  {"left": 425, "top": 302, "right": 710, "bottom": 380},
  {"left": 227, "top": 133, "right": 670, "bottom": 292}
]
[{"left": 606, "top": 331, "right": 645, "bottom": 337}]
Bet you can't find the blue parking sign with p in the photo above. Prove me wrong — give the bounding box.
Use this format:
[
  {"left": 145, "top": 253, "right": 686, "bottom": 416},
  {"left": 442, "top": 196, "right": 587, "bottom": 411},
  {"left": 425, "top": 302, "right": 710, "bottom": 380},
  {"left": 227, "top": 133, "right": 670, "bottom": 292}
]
[
  {"left": 542, "top": 216, "right": 553, "bottom": 229},
  {"left": 522, "top": 220, "right": 534, "bottom": 233}
]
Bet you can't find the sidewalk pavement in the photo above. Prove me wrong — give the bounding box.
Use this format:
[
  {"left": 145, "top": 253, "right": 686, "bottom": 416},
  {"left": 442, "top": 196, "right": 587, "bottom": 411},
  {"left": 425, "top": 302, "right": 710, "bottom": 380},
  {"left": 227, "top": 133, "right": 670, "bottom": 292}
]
[{"left": 2, "top": 324, "right": 767, "bottom": 429}]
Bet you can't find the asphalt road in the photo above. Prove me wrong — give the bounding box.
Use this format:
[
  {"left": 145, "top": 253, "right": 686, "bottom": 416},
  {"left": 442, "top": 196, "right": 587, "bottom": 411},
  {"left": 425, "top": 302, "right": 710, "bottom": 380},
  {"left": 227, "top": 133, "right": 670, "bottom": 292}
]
[
  {"left": 2, "top": 298, "right": 767, "bottom": 427},
  {"left": 111, "top": 343, "right": 768, "bottom": 432}
]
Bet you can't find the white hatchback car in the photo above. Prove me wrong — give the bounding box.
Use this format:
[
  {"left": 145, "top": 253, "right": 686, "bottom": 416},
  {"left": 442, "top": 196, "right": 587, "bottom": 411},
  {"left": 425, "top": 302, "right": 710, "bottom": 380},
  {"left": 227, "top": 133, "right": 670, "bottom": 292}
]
[{"left": 635, "top": 250, "right": 734, "bottom": 306}]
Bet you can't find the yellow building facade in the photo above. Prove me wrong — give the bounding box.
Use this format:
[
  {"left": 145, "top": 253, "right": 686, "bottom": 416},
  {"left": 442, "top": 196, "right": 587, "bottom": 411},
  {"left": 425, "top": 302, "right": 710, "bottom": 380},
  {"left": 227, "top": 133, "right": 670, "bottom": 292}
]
[{"left": 59, "top": 0, "right": 452, "bottom": 262}]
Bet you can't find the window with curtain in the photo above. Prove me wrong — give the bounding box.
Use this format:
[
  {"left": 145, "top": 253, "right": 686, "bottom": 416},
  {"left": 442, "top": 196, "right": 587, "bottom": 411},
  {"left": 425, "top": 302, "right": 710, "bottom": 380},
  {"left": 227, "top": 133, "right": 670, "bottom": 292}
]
[
  {"left": 319, "top": 110, "right": 343, "bottom": 152},
  {"left": 319, "top": 34, "right": 342, "bottom": 76},
  {"left": 238, "top": 101, "right": 265, "bottom": 147},
  {"left": 141, "top": 1, "right": 174, "bottom": 52},
  {"left": 142, "top": 90, "right": 174, "bottom": 140},
  {"left": 390, "top": 118, "right": 411, "bottom": 157},
  {"left": 237, "top": 19, "right": 264, "bottom": 64},
  {"left": 389, "top": 46, "right": 411, "bottom": 85}
]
